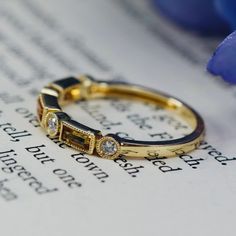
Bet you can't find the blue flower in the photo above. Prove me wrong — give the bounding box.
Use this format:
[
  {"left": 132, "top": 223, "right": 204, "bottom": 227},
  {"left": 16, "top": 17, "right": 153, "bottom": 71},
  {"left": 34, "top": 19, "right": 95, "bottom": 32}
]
[
  {"left": 152, "top": 0, "right": 236, "bottom": 34},
  {"left": 153, "top": 0, "right": 236, "bottom": 84},
  {"left": 207, "top": 31, "right": 236, "bottom": 84},
  {"left": 215, "top": 0, "right": 236, "bottom": 29}
]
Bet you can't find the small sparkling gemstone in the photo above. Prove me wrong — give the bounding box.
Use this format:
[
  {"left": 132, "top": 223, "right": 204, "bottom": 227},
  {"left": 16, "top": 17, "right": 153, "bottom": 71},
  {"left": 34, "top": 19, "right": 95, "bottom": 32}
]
[
  {"left": 101, "top": 140, "right": 117, "bottom": 155},
  {"left": 46, "top": 113, "right": 58, "bottom": 135}
]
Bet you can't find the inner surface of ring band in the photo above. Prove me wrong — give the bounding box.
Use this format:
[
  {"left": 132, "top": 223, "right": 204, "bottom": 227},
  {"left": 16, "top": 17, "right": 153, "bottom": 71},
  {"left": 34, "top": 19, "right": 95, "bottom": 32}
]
[
  {"left": 87, "top": 83, "right": 198, "bottom": 130},
  {"left": 40, "top": 77, "right": 205, "bottom": 157},
  {"left": 52, "top": 79, "right": 204, "bottom": 147}
]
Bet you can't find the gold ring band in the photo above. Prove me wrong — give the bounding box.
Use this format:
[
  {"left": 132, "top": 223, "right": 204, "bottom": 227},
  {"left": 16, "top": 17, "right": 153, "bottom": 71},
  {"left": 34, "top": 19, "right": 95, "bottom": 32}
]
[{"left": 37, "top": 75, "right": 205, "bottom": 159}]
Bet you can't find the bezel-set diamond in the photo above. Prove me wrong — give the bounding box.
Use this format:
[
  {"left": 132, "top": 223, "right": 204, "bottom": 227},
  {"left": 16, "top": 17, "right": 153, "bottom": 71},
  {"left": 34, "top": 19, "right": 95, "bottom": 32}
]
[
  {"left": 45, "top": 112, "right": 60, "bottom": 137},
  {"left": 96, "top": 136, "right": 120, "bottom": 159}
]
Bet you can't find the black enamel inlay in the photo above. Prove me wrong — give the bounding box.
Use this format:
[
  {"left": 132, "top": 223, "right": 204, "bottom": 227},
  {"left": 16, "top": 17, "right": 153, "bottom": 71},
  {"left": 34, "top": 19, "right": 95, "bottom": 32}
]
[
  {"left": 42, "top": 94, "right": 61, "bottom": 110},
  {"left": 53, "top": 77, "right": 81, "bottom": 89}
]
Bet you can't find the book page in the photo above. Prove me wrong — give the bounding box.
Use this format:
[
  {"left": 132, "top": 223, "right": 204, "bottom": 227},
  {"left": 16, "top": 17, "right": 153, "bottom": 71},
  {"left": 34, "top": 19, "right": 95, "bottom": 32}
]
[{"left": 0, "top": 0, "right": 235, "bottom": 236}]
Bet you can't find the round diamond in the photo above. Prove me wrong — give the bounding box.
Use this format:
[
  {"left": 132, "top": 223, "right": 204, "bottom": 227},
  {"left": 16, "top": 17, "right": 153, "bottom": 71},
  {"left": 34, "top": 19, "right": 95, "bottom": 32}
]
[
  {"left": 101, "top": 140, "right": 117, "bottom": 155},
  {"left": 96, "top": 136, "right": 120, "bottom": 159},
  {"left": 46, "top": 112, "right": 59, "bottom": 137},
  {"left": 48, "top": 116, "right": 57, "bottom": 132}
]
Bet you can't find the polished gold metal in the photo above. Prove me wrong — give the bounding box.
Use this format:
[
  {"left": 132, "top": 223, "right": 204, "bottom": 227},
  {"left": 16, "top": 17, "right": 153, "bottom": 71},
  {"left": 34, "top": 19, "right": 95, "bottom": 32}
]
[{"left": 37, "top": 75, "right": 205, "bottom": 159}]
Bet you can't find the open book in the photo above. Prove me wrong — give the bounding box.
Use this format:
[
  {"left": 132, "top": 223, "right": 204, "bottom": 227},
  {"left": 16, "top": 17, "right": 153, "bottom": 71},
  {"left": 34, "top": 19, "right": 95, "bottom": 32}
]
[{"left": 0, "top": 0, "right": 235, "bottom": 235}]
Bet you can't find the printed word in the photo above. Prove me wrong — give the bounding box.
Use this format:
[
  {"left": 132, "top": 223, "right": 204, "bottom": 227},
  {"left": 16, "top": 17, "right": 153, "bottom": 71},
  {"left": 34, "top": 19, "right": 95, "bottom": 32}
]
[
  {"left": 25, "top": 144, "right": 55, "bottom": 164},
  {"left": 53, "top": 168, "right": 82, "bottom": 189},
  {"left": 0, "top": 149, "right": 58, "bottom": 195},
  {"left": 199, "top": 141, "right": 236, "bottom": 165},
  {"left": 0, "top": 92, "right": 24, "bottom": 104},
  {"left": 0, "top": 122, "right": 32, "bottom": 142},
  {"left": 0, "top": 179, "right": 18, "bottom": 201},
  {"left": 179, "top": 154, "right": 205, "bottom": 169},
  {"left": 145, "top": 151, "right": 182, "bottom": 173},
  {"left": 80, "top": 102, "right": 122, "bottom": 130},
  {"left": 127, "top": 114, "right": 152, "bottom": 130},
  {"left": 114, "top": 157, "right": 144, "bottom": 177},
  {"left": 15, "top": 107, "right": 40, "bottom": 128},
  {"left": 71, "top": 153, "right": 109, "bottom": 183}
]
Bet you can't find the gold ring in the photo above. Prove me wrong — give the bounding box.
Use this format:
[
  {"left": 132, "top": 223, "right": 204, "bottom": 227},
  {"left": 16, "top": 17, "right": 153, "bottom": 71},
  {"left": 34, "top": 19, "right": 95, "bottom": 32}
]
[{"left": 37, "top": 75, "right": 205, "bottom": 160}]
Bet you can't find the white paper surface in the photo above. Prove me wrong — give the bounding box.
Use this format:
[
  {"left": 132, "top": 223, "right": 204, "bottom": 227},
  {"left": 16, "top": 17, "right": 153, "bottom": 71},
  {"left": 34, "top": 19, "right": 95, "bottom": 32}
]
[{"left": 0, "top": 0, "right": 235, "bottom": 236}]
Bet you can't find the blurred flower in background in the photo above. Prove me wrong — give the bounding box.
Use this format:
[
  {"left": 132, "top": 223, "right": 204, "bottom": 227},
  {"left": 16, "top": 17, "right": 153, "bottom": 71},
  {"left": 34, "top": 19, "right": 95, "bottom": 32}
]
[{"left": 152, "top": 0, "right": 236, "bottom": 84}]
